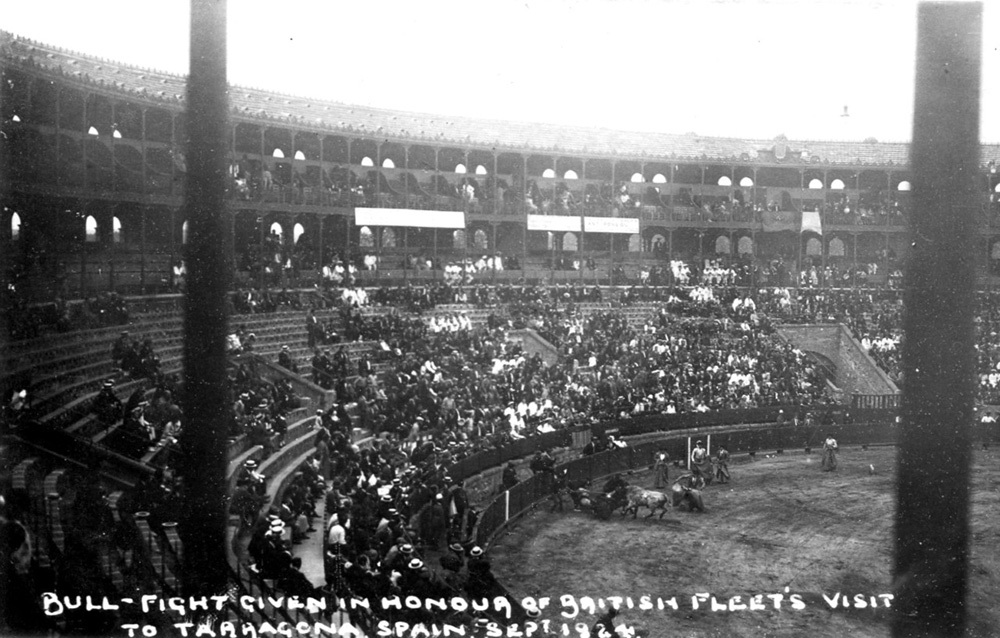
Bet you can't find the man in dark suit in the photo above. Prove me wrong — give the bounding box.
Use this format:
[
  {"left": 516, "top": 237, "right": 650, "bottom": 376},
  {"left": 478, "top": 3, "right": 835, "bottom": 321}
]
[{"left": 92, "top": 381, "right": 123, "bottom": 426}]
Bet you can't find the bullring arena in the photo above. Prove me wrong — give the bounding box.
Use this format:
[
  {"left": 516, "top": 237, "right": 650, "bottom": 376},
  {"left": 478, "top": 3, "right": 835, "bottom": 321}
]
[
  {"left": 492, "top": 445, "right": 1000, "bottom": 638},
  {"left": 1, "top": 4, "right": 999, "bottom": 637}
]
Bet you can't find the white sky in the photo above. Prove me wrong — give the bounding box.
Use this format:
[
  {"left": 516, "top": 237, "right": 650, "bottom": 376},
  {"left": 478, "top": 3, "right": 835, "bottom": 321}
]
[{"left": 4, "top": 0, "right": 1000, "bottom": 142}]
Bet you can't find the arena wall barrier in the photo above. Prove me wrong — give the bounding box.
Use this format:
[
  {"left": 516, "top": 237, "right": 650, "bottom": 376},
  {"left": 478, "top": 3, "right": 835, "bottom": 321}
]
[{"left": 449, "top": 405, "right": 898, "bottom": 484}]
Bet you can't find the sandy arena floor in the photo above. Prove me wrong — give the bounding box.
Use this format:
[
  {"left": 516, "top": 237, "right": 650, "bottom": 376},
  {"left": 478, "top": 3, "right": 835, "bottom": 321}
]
[{"left": 490, "top": 446, "right": 1000, "bottom": 638}]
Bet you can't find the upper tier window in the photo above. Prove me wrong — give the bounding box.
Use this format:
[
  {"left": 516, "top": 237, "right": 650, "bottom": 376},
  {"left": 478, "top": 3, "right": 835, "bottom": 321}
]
[{"left": 85, "top": 215, "right": 98, "bottom": 242}]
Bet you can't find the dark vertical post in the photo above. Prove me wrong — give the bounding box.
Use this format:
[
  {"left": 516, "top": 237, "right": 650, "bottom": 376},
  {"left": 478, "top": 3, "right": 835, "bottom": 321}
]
[
  {"left": 894, "top": 3, "right": 980, "bottom": 636},
  {"left": 180, "top": 0, "right": 230, "bottom": 598}
]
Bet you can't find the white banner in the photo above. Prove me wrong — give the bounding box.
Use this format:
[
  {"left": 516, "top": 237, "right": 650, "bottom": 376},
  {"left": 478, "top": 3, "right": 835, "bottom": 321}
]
[
  {"left": 801, "top": 210, "right": 823, "bottom": 235},
  {"left": 526, "top": 214, "right": 582, "bottom": 232},
  {"left": 355, "top": 208, "right": 465, "bottom": 229},
  {"left": 583, "top": 216, "right": 640, "bottom": 234}
]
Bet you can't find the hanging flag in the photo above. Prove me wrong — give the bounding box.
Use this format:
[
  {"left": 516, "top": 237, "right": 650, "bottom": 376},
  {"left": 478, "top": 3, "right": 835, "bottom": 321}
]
[
  {"left": 801, "top": 210, "right": 823, "bottom": 235},
  {"left": 761, "top": 210, "right": 800, "bottom": 232}
]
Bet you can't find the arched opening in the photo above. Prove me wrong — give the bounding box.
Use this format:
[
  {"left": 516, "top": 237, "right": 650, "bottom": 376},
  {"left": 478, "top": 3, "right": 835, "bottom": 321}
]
[
  {"left": 564, "top": 170, "right": 579, "bottom": 180},
  {"left": 272, "top": 148, "right": 285, "bottom": 159},
  {"left": 11, "top": 212, "right": 21, "bottom": 241},
  {"left": 899, "top": 181, "right": 912, "bottom": 192},
  {"left": 294, "top": 150, "right": 306, "bottom": 161},
  {"left": 830, "top": 179, "right": 846, "bottom": 190},
  {"left": 650, "top": 233, "right": 666, "bottom": 251},
  {"left": 542, "top": 168, "right": 556, "bottom": 179},
  {"left": 630, "top": 172, "right": 644, "bottom": 183},
  {"left": 737, "top": 236, "right": 754, "bottom": 255},
  {"left": 112, "top": 216, "right": 122, "bottom": 243},
  {"left": 269, "top": 222, "right": 284, "bottom": 240},
  {"left": 182, "top": 220, "right": 189, "bottom": 245},
  {"left": 88, "top": 126, "right": 100, "bottom": 136},
  {"left": 382, "top": 227, "right": 397, "bottom": 248},
  {"left": 546, "top": 231, "right": 555, "bottom": 251},
  {"left": 739, "top": 177, "right": 754, "bottom": 187},
  {"left": 85, "top": 215, "right": 98, "bottom": 242},
  {"left": 359, "top": 226, "right": 374, "bottom": 247},
  {"left": 382, "top": 158, "right": 395, "bottom": 169},
  {"left": 652, "top": 173, "right": 667, "bottom": 184},
  {"left": 808, "top": 178, "right": 824, "bottom": 189},
  {"left": 717, "top": 176, "right": 732, "bottom": 187},
  {"left": 628, "top": 234, "right": 641, "bottom": 252},
  {"left": 715, "top": 235, "right": 731, "bottom": 254},
  {"left": 453, "top": 229, "right": 467, "bottom": 250},
  {"left": 563, "top": 232, "right": 578, "bottom": 252},
  {"left": 473, "top": 229, "right": 488, "bottom": 250},
  {"left": 360, "top": 156, "right": 375, "bottom": 167},
  {"left": 805, "top": 237, "right": 822, "bottom": 256},
  {"left": 455, "top": 164, "right": 467, "bottom": 174},
  {"left": 475, "top": 165, "right": 488, "bottom": 175},
  {"left": 293, "top": 222, "right": 305, "bottom": 244},
  {"left": 829, "top": 237, "right": 846, "bottom": 257}
]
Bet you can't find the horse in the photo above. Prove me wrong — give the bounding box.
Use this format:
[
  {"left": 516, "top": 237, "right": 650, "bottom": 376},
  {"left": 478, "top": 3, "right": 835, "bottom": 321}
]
[
  {"left": 671, "top": 474, "right": 706, "bottom": 512},
  {"left": 621, "top": 485, "right": 672, "bottom": 520}
]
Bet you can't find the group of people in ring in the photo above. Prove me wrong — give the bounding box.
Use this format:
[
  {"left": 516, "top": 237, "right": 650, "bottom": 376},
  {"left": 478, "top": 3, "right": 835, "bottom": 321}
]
[
  {"left": 651, "top": 440, "right": 731, "bottom": 489},
  {"left": 651, "top": 434, "right": 840, "bottom": 487}
]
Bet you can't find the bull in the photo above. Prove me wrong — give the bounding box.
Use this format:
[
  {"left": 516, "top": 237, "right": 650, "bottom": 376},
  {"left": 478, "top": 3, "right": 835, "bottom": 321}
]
[{"left": 620, "top": 485, "right": 672, "bottom": 520}]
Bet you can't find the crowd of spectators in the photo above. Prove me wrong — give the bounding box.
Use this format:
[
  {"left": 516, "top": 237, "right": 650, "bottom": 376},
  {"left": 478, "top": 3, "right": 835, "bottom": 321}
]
[
  {"left": 821, "top": 194, "right": 906, "bottom": 226},
  {"left": 221, "top": 279, "right": 844, "bottom": 631},
  {"left": 4, "top": 275, "right": 944, "bottom": 633}
]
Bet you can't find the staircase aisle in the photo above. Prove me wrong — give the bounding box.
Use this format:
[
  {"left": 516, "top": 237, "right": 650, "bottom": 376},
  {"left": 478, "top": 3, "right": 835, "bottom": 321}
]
[{"left": 294, "top": 490, "right": 327, "bottom": 588}]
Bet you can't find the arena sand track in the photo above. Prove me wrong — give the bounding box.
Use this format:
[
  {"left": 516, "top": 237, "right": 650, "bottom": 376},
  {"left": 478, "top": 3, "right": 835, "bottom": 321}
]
[{"left": 490, "top": 447, "right": 1000, "bottom": 638}]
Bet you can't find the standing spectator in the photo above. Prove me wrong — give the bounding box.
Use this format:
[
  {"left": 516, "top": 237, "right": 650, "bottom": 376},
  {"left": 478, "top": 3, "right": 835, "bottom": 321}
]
[
  {"left": 822, "top": 435, "right": 839, "bottom": 472},
  {"left": 715, "top": 446, "right": 731, "bottom": 484},
  {"left": 653, "top": 449, "right": 670, "bottom": 488}
]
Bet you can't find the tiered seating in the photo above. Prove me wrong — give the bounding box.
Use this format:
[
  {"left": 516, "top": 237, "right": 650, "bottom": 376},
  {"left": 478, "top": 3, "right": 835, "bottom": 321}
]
[
  {"left": 615, "top": 303, "right": 660, "bottom": 327},
  {"left": 3, "top": 300, "right": 361, "bottom": 628},
  {"left": 3, "top": 306, "right": 320, "bottom": 436}
]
